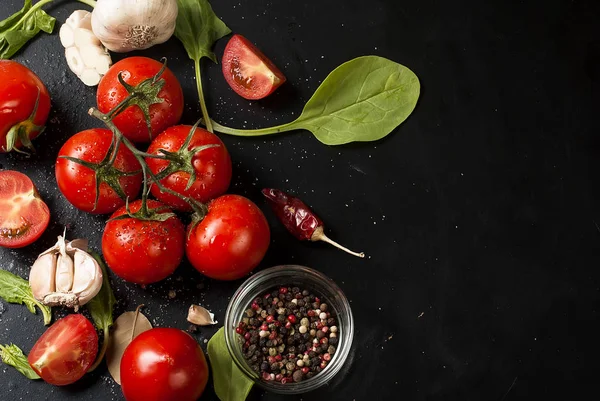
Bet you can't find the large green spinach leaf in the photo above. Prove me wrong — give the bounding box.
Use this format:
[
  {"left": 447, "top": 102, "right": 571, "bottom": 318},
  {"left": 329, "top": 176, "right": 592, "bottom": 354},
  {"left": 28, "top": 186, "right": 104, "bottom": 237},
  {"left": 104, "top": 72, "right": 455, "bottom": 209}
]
[
  {"left": 211, "top": 56, "right": 420, "bottom": 145},
  {"left": 0, "top": 0, "right": 56, "bottom": 60},
  {"left": 174, "top": 0, "right": 231, "bottom": 133},
  {"left": 0, "top": 269, "right": 51, "bottom": 325}
]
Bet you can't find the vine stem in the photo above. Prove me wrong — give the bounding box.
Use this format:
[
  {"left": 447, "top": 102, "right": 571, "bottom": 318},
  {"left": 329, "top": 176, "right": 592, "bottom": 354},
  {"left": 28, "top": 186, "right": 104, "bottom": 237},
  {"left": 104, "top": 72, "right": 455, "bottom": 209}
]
[
  {"left": 87, "top": 108, "right": 209, "bottom": 219},
  {"left": 195, "top": 59, "right": 213, "bottom": 133},
  {"left": 210, "top": 118, "right": 293, "bottom": 137},
  {"left": 77, "top": 0, "right": 97, "bottom": 8},
  {"left": 13, "top": 0, "right": 96, "bottom": 31},
  {"left": 87, "top": 327, "right": 109, "bottom": 372}
]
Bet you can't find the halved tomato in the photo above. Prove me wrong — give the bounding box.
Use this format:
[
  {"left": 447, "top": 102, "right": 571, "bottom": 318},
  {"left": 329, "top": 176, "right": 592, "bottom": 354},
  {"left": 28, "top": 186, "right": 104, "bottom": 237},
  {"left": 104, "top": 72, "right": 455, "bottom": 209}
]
[
  {"left": 222, "top": 34, "right": 286, "bottom": 100},
  {"left": 28, "top": 314, "right": 98, "bottom": 386},
  {"left": 0, "top": 170, "right": 50, "bottom": 248}
]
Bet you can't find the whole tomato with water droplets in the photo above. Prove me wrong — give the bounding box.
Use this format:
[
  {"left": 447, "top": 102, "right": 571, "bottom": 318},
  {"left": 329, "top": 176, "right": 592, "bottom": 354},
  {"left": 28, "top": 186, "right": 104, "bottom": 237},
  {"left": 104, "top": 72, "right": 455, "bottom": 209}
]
[
  {"left": 28, "top": 314, "right": 98, "bottom": 386},
  {"left": 97, "top": 57, "right": 184, "bottom": 143},
  {"left": 120, "top": 328, "right": 209, "bottom": 401},
  {"left": 145, "top": 125, "right": 232, "bottom": 211},
  {"left": 102, "top": 199, "right": 185, "bottom": 284},
  {"left": 55, "top": 128, "right": 143, "bottom": 214},
  {"left": 186, "top": 194, "right": 270, "bottom": 280},
  {"left": 0, "top": 170, "right": 50, "bottom": 248},
  {"left": 0, "top": 60, "right": 50, "bottom": 153}
]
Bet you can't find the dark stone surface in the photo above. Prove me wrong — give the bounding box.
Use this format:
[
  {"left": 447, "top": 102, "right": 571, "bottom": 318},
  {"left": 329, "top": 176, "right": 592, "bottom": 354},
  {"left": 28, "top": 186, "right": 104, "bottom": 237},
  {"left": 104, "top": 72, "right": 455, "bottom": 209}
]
[{"left": 1, "top": 0, "right": 599, "bottom": 400}]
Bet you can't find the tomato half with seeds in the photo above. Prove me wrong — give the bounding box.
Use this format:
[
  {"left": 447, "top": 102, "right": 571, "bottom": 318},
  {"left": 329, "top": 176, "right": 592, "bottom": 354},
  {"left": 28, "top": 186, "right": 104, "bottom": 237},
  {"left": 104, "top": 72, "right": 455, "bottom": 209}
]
[
  {"left": 120, "top": 328, "right": 209, "bottom": 401},
  {"left": 186, "top": 195, "right": 270, "bottom": 280},
  {"left": 28, "top": 314, "right": 98, "bottom": 386},
  {"left": 55, "top": 128, "right": 143, "bottom": 214},
  {"left": 102, "top": 199, "right": 185, "bottom": 284},
  {"left": 145, "top": 125, "right": 232, "bottom": 211},
  {"left": 0, "top": 170, "right": 50, "bottom": 248},
  {"left": 222, "top": 34, "right": 286, "bottom": 100},
  {"left": 97, "top": 57, "right": 184, "bottom": 143},
  {"left": 0, "top": 60, "right": 51, "bottom": 153}
]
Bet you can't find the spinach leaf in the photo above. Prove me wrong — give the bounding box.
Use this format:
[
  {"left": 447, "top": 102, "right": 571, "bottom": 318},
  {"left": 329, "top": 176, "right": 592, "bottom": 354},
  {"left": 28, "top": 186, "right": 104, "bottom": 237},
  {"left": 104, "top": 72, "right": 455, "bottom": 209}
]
[
  {"left": 174, "top": 0, "right": 231, "bottom": 133},
  {"left": 86, "top": 252, "right": 116, "bottom": 371},
  {"left": 210, "top": 56, "right": 421, "bottom": 145},
  {"left": 0, "top": 0, "right": 56, "bottom": 60},
  {"left": 0, "top": 343, "right": 40, "bottom": 380},
  {"left": 0, "top": 269, "right": 51, "bottom": 325},
  {"left": 207, "top": 327, "right": 254, "bottom": 401}
]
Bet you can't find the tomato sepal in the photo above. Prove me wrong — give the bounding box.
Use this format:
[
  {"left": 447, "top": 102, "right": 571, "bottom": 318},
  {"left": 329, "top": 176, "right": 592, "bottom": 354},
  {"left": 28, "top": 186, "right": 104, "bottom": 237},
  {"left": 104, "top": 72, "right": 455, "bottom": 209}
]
[
  {"left": 2, "top": 88, "right": 45, "bottom": 154},
  {"left": 108, "top": 60, "right": 169, "bottom": 142},
  {"left": 107, "top": 197, "right": 176, "bottom": 223}
]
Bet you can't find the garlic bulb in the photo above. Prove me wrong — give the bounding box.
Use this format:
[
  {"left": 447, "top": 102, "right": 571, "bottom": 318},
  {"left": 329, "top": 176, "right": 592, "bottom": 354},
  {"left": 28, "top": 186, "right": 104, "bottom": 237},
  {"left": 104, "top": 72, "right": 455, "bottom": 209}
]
[
  {"left": 91, "top": 0, "right": 179, "bottom": 53},
  {"left": 29, "top": 236, "right": 103, "bottom": 311}
]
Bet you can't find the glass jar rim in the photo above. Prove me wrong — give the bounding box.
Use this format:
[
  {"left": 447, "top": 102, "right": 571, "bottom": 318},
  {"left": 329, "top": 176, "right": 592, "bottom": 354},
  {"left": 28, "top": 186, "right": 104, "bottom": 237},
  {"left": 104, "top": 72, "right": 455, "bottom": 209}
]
[{"left": 224, "top": 265, "right": 354, "bottom": 394}]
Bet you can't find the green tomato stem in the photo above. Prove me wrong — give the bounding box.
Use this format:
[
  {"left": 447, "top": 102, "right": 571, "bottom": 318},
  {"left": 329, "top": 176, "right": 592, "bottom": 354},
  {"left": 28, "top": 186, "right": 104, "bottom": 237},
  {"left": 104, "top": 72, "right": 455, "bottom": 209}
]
[
  {"left": 195, "top": 59, "right": 213, "bottom": 133},
  {"left": 210, "top": 118, "right": 294, "bottom": 137}
]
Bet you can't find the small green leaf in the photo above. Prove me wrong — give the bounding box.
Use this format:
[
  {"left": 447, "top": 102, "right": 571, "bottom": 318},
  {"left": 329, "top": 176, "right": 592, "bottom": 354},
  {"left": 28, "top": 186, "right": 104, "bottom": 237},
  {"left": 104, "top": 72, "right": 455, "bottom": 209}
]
[
  {"left": 207, "top": 327, "right": 254, "bottom": 401},
  {"left": 87, "top": 252, "right": 116, "bottom": 333},
  {"left": 0, "top": 344, "right": 40, "bottom": 380},
  {"left": 175, "top": 0, "right": 231, "bottom": 63},
  {"left": 0, "top": 269, "right": 52, "bottom": 325},
  {"left": 0, "top": 0, "right": 56, "bottom": 60}
]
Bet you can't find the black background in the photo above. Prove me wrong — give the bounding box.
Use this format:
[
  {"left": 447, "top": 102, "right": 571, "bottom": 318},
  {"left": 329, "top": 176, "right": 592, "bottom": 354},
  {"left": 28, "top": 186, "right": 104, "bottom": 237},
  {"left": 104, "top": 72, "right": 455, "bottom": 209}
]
[{"left": 1, "top": 0, "right": 599, "bottom": 400}]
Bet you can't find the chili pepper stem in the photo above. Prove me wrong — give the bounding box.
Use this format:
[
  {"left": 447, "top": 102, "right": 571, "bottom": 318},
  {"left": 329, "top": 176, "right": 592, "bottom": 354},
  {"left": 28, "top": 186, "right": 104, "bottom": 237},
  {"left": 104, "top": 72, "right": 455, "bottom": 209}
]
[{"left": 310, "top": 226, "right": 365, "bottom": 258}]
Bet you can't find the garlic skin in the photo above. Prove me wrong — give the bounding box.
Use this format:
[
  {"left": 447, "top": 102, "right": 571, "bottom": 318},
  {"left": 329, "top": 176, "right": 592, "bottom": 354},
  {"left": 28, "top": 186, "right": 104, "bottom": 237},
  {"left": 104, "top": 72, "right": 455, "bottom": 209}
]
[
  {"left": 91, "top": 0, "right": 179, "bottom": 53},
  {"left": 29, "top": 236, "right": 103, "bottom": 311}
]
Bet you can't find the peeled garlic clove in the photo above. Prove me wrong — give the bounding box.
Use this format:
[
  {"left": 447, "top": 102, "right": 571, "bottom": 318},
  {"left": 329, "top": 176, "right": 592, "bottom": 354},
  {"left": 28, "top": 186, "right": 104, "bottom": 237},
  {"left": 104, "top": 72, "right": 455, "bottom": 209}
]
[
  {"left": 65, "top": 47, "right": 84, "bottom": 76},
  {"left": 74, "top": 28, "right": 101, "bottom": 48},
  {"left": 80, "top": 68, "right": 101, "bottom": 87},
  {"left": 66, "top": 10, "right": 90, "bottom": 29},
  {"left": 71, "top": 250, "right": 103, "bottom": 305},
  {"left": 59, "top": 24, "right": 75, "bottom": 48},
  {"left": 187, "top": 304, "right": 217, "bottom": 326},
  {"left": 29, "top": 253, "right": 57, "bottom": 302}
]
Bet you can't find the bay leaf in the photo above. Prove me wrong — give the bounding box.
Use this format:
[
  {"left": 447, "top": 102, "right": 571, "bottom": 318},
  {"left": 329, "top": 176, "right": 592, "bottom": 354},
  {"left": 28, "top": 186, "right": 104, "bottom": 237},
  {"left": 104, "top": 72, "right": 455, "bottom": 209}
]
[{"left": 105, "top": 306, "right": 152, "bottom": 384}]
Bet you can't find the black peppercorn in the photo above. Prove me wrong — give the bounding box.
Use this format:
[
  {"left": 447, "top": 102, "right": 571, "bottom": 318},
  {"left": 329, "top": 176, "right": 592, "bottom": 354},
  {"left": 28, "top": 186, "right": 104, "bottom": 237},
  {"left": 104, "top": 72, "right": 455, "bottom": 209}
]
[
  {"left": 279, "top": 327, "right": 288, "bottom": 335},
  {"left": 329, "top": 337, "right": 338, "bottom": 346},
  {"left": 261, "top": 362, "right": 269, "bottom": 371},
  {"left": 292, "top": 370, "right": 304, "bottom": 383}
]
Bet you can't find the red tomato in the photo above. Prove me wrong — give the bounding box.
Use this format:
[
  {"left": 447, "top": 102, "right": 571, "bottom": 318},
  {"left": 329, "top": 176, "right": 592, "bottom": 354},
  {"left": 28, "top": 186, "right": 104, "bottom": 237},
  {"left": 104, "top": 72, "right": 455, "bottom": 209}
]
[
  {"left": 0, "top": 60, "right": 50, "bottom": 153},
  {"left": 145, "top": 125, "right": 232, "bottom": 211},
  {"left": 120, "top": 328, "right": 208, "bottom": 401},
  {"left": 97, "top": 57, "right": 184, "bottom": 143},
  {"left": 55, "top": 128, "right": 142, "bottom": 214},
  {"left": 28, "top": 314, "right": 98, "bottom": 386},
  {"left": 0, "top": 170, "right": 50, "bottom": 248},
  {"left": 186, "top": 195, "right": 270, "bottom": 280},
  {"left": 222, "top": 34, "right": 286, "bottom": 100},
  {"left": 102, "top": 199, "right": 185, "bottom": 284}
]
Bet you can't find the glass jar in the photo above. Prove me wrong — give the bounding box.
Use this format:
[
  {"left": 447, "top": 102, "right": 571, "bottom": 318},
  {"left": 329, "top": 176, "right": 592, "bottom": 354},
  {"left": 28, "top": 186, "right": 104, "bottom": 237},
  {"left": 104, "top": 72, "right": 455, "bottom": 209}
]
[{"left": 224, "top": 265, "right": 354, "bottom": 394}]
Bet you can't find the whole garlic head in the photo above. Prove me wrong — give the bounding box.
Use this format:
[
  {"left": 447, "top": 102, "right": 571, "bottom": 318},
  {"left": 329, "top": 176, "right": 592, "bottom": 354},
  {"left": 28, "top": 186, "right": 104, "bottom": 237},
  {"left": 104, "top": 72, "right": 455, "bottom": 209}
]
[
  {"left": 29, "top": 236, "right": 103, "bottom": 311},
  {"left": 91, "top": 0, "right": 179, "bottom": 53}
]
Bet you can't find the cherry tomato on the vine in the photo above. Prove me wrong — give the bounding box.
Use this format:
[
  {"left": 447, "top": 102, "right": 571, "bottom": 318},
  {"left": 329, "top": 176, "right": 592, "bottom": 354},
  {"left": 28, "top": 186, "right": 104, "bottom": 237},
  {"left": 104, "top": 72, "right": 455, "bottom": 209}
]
[
  {"left": 221, "top": 34, "right": 286, "bottom": 100},
  {"left": 186, "top": 194, "right": 270, "bottom": 280},
  {"left": 0, "top": 170, "right": 50, "bottom": 248},
  {"left": 145, "top": 125, "right": 232, "bottom": 211},
  {"left": 97, "top": 57, "right": 184, "bottom": 143},
  {"left": 55, "top": 128, "right": 142, "bottom": 214},
  {"left": 120, "top": 328, "right": 209, "bottom": 401},
  {"left": 0, "top": 60, "right": 51, "bottom": 153},
  {"left": 28, "top": 314, "right": 98, "bottom": 386},
  {"left": 102, "top": 199, "right": 185, "bottom": 284}
]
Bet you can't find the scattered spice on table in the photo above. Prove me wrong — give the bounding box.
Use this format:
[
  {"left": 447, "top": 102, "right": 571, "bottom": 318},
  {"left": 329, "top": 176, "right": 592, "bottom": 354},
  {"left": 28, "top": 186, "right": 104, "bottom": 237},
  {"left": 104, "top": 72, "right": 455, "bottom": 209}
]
[{"left": 235, "top": 286, "right": 340, "bottom": 383}]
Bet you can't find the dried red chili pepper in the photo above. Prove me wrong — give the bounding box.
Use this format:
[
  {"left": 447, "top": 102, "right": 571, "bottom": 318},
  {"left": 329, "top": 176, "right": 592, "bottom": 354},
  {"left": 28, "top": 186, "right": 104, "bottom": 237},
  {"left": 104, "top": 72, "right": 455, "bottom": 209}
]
[{"left": 262, "top": 188, "right": 365, "bottom": 258}]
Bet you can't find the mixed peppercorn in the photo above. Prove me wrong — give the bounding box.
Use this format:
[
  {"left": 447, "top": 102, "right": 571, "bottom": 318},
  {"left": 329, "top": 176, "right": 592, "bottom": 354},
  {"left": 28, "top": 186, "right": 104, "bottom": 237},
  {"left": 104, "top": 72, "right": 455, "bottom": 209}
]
[{"left": 236, "top": 286, "right": 339, "bottom": 384}]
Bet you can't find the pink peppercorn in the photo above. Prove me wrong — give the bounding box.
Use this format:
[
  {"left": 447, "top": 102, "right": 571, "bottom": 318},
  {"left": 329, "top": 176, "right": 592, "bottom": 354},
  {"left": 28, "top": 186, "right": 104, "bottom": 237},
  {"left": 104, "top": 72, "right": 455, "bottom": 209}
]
[
  {"left": 235, "top": 327, "right": 244, "bottom": 335},
  {"left": 287, "top": 314, "right": 297, "bottom": 324},
  {"left": 262, "top": 372, "right": 271, "bottom": 380},
  {"left": 322, "top": 326, "right": 329, "bottom": 333},
  {"left": 275, "top": 355, "right": 282, "bottom": 362},
  {"left": 281, "top": 377, "right": 289, "bottom": 384},
  {"left": 302, "top": 367, "right": 310, "bottom": 374},
  {"left": 279, "top": 287, "right": 288, "bottom": 294},
  {"left": 269, "top": 331, "right": 278, "bottom": 340},
  {"left": 275, "top": 374, "right": 283, "bottom": 381},
  {"left": 285, "top": 321, "right": 292, "bottom": 329},
  {"left": 244, "top": 332, "right": 251, "bottom": 340},
  {"left": 260, "top": 324, "right": 269, "bottom": 331},
  {"left": 266, "top": 315, "right": 275, "bottom": 323},
  {"left": 323, "top": 353, "right": 332, "bottom": 361}
]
